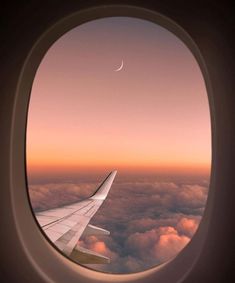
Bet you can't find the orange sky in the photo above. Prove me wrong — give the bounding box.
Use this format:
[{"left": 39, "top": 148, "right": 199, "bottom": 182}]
[{"left": 26, "top": 17, "right": 211, "bottom": 175}]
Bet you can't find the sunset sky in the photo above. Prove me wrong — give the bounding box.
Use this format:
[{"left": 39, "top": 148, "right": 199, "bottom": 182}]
[
  {"left": 27, "top": 17, "right": 211, "bottom": 273},
  {"left": 27, "top": 17, "right": 211, "bottom": 176}
]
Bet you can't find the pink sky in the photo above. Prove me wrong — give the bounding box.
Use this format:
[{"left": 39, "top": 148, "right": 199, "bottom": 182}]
[{"left": 26, "top": 17, "right": 211, "bottom": 175}]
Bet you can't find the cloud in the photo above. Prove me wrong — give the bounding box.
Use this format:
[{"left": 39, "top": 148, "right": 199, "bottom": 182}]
[
  {"left": 154, "top": 227, "right": 190, "bottom": 262},
  {"left": 29, "top": 182, "right": 95, "bottom": 211},
  {"left": 125, "top": 225, "right": 191, "bottom": 265},
  {"left": 28, "top": 175, "right": 208, "bottom": 273},
  {"left": 177, "top": 217, "right": 199, "bottom": 237},
  {"left": 77, "top": 236, "right": 119, "bottom": 273},
  {"left": 78, "top": 235, "right": 118, "bottom": 260}
]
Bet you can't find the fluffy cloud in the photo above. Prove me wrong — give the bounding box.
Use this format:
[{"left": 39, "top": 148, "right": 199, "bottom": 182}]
[
  {"left": 29, "top": 182, "right": 95, "bottom": 211},
  {"left": 154, "top": 227, "right": 190, "bottom": 262},
  {"left": 78, "top": 235, "right": 118, "bottom": 260},
  {"left": 177, "top": 217, "right": 199, "bottom": 237},
  {"left": 28, "top": 174, "right": 209, "bottom": 273},
  {"left": 125, "top": 224, "right": 191, "bottom": 265}
]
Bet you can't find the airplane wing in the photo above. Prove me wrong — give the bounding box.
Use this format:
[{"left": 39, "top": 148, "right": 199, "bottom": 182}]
[{"left": 35, "top": 170, "right": 117, "bottom": 264}]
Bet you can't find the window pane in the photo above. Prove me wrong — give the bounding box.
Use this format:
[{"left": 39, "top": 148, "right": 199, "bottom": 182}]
[{"left": 27, "top": 17, "right": 211, "bottom": 274}]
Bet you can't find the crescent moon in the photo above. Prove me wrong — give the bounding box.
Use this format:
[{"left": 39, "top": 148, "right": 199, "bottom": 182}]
[{"left": 114, "top": 60, "right": 124, "bottom": 72}]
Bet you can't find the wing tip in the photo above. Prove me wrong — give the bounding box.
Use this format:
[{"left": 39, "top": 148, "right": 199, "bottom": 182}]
[{"left": 90, "top": 170, "right": 117, "bottom": 200}]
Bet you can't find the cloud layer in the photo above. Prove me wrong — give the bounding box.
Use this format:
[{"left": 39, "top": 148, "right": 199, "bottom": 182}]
[
  {"left": 28, "top": 174, "right": 208, "bottom": 273},
  {"left": 29, "top": 182, "right": 95, "bottom": 211}
]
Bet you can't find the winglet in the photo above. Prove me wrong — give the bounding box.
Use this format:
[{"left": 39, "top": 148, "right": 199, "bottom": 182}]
[{"left": 90, "top": 170, "right": 117, "bottom": 200}]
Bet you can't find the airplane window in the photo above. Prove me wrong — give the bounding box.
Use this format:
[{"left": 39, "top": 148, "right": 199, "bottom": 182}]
[{"left": 26, "top": 17, "right": 211, "bottom": 274}]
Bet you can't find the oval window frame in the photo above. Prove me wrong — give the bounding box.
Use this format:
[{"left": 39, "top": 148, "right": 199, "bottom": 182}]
[{"left": 11, "top": 4, "right": 214, "bottom": 283}]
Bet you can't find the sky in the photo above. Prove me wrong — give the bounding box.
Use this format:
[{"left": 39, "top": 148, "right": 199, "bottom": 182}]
[
  {"left": 27, "top": 17, "right": 211, "bottom": 176},
  {"left": 26, "top": 17, "right": 211, "bottom": 273}
]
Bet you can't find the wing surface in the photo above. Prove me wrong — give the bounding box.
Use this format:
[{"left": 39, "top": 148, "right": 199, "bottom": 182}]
[{"left": 35, "top": 171, "right": 117, "bottom": 263}]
